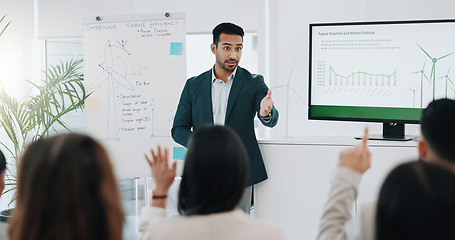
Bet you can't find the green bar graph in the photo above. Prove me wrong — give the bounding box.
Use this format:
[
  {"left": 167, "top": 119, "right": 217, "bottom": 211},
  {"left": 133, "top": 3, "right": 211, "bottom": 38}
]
[{"left": 329, "top": 66, "right": 397, "bottom": 87}]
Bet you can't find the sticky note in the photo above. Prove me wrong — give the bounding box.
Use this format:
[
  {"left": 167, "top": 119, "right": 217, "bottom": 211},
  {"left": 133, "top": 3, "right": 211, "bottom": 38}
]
[
  {"left": 86, "top": 98, "right": 101, "bottom": 111},
  {"left": 173, "top": 146, "right": 186, "bottom": 160},
  {"left": 170, "top": 42, "right": 183, "bottom": 55}
]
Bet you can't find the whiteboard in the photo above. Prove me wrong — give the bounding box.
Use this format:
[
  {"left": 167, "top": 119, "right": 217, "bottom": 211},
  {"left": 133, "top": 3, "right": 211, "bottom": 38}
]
[{"left": 84, "top": 13, "right": 186, "bottom": 178}]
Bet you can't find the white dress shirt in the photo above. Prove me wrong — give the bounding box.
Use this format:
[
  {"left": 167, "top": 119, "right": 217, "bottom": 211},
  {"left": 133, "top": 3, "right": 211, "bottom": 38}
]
[{"left": 211, "top": 67, "right": 237, "bottom": 125}]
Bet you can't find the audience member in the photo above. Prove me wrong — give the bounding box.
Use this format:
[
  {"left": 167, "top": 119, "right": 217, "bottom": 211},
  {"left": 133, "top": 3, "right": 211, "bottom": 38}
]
[
  {"left": 0, "top": 149, "right": 6, "bottom": 198},
  {"left": 0, "top": 149, "right": 7, "bottom": 240},
  {"left": 376, "top": 161, "right": 455, "bottom": 240},
  {"left": 9, "top": 133, "right": 124, "bottom": 240},
  {"left": 140, "top": 125, "right": 285, "bottom": 240},
  {"left": 317, "top": 98, "right": 455, "bottom": 240}
]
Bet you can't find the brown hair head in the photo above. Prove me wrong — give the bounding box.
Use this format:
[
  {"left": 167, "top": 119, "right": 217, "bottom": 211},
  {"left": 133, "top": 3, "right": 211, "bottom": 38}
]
[{"left": 9, "top": 133, "right": 124, "bottom": 240}]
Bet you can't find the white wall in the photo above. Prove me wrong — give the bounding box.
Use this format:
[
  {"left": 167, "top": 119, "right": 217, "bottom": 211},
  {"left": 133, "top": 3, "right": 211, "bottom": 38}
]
[
  {"left": 0, "top": 0, "right": 34, "bottom": 98},
  {"left": 37, "top": 0, "right": 260, "bottom": 38},
  {"left": 268, "top": 0, "right": 455, "bottom": 138},
  {"left": 257, "top": 140, "right": 418, "bottom": 240}
]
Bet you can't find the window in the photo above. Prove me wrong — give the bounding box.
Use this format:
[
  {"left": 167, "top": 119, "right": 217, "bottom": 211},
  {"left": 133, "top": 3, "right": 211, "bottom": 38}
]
[{"left": 45, "top": 38, "right": 85, "bottom": 133}]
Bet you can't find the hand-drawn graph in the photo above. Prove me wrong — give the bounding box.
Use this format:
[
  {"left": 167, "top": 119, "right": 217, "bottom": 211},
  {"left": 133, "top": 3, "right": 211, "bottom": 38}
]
[{"left": 148, "top": 99, "right": 174, "bottom": 138}]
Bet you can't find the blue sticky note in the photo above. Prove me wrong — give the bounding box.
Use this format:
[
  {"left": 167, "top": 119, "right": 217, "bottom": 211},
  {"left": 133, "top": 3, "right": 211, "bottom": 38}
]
[
  {"left": 170, "top": 42, "right": 183, "bottom": 55},
  {"left": 173, "top": 146, "right": 186, "bottom": 160}
]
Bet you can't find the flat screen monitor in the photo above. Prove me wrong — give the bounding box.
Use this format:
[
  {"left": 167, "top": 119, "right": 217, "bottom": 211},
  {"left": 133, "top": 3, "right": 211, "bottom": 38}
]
[{"left": 309, "top": 19, "right": 455, "bottom": 140}]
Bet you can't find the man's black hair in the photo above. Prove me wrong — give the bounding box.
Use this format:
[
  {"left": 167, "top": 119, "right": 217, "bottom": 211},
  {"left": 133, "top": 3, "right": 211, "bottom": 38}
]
[
  {"left": 178, "top": 125, "right": 248, "bottom": 215},
  {"left": 212, "top": 22, "right": 244, "bottom": 46},
  {"left": 376, "top": 161, "right": 455, "bottom": 240}
]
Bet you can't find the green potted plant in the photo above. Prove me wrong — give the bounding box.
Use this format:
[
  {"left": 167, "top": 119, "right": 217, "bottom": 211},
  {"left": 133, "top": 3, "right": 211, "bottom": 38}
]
[
  {"left": 0, "top": 57, "right": 89, "bottom": 214},
  {"left": 0, "top": 15, "right": 10, "bottom": 38}
]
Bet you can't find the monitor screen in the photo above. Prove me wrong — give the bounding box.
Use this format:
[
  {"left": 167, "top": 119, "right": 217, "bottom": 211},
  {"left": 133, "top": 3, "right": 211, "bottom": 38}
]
[{"left": 309, "top": 19, "right": 455, "bottom": 127}]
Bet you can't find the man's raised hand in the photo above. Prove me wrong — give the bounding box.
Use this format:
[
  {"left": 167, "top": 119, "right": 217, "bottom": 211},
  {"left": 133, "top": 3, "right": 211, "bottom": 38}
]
[{"left": 260, "top": 89, "right": 274, "bottom": 117}]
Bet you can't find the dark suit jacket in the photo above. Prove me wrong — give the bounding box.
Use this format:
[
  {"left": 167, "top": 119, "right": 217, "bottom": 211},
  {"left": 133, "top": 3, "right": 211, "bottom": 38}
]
[{"left": 171, "top": 66, "right": 279, "bottom": 186}]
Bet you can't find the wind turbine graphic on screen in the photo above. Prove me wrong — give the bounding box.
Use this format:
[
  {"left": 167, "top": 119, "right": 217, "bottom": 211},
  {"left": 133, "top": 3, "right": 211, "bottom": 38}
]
[
  {"left": 408, "top": 87, "right": 418, "bottom": 108},
  {"left": 417, "top": 44, "right": 455, "bottom": 100},
  {"left": 436, "top": 66, "right": 454, "bottom": 98},
  {"left": 410, "top": 60, "right": 430, "bottom": 108},
  {"left": 89, "top": 40, "right": 135, "bottom": 140},
  {"left": 450, "top": 86, "right": 455, "bottom": 99}
]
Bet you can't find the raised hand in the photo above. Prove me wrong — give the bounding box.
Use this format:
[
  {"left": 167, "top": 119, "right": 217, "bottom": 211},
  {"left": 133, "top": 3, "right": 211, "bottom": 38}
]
[
  {"left": 260, "top": 89, "right": 274, "bottom": 117},
  {"left": 145, "top": 145, "right": 177, "bottom": 195},
  {"left": 338, "top": 127, "right": 371, "bottom": 174}
]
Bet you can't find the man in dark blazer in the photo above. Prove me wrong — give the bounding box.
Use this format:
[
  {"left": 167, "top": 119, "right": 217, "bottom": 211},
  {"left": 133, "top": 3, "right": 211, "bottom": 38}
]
[{"left": 171, "top": 22, "right": 278, "bottom": 212}]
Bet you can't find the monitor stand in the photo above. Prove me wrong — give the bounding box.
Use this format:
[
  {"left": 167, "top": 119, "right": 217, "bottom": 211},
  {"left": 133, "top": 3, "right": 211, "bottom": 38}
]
[{"left": 355, "top": 122, "right": 416, "bottom": 141}]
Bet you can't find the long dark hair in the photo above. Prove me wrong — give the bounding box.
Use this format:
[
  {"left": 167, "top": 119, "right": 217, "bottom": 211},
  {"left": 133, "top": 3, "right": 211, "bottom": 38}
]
[
  {"left": 178, "top": 125, "right": 249, "bottom": 215},
  {"left": 9, "top": 133, "right": 124, "bottom": 240},
  {"left": 376, "top": 161, "right": 455, "bottom": 240},
  {"left": 420, "top": 98, "right": 455, "bottom": 161}
]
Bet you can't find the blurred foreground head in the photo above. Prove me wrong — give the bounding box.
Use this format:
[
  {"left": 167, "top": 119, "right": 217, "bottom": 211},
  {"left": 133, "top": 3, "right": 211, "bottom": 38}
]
[
  {"left": 376, "top": 161, "right": 455, "bottom": 240},
  {"left": 178, "top": 125, "right": 249, "bottom": 215},
  {"left": 10, "top": 133, "right": 124, "bottom": 240},
  {"left": 420, "top": 98, "right": 455, "bottom": 162}
]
